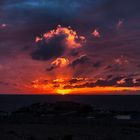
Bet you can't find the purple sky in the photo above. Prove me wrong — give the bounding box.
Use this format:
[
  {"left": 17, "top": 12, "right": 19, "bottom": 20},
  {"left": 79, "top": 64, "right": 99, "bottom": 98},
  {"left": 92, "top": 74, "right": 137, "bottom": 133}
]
[{"left": 0, "top": 0, "right": 140, "bottom": 94}]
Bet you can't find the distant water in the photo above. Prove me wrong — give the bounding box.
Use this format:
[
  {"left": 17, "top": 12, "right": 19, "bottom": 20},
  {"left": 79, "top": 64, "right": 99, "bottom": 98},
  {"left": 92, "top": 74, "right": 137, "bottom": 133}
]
[{"left": 1, "top": 95, "right": 140, "bottom": 112}]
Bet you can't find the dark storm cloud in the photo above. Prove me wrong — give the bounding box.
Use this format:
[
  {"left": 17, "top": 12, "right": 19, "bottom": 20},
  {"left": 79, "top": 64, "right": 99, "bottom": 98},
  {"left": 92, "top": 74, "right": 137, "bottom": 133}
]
[
  {"left": 31, "top": 25, "right": 85, "bottom": 61},
  {"left": 31, "top": 35, "right": 66, "bottom": 60},
  {"left": 0, "top": 0, "right": 139, "bottom": 57}
]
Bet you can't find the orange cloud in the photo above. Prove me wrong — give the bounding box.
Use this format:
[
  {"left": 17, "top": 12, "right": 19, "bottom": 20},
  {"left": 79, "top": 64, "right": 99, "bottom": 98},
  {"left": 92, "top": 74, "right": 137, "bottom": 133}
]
[
  {"left": 51, "top": 57, "right": 69, "bottom": 68},
  {"left": 33, "top": 25, "right": 86, "bottom": 61},
  {"left": 35, "top": 25, "right": 85, "bottom": 49},
  {"left": 47, "top": 57, "right": 70, "bottom": 72}
]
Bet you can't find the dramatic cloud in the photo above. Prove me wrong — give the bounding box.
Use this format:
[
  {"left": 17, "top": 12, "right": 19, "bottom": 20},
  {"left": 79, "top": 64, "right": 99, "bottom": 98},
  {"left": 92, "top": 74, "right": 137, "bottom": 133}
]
[
  {"left": 47, "top": 57, "right": 69, "bottom": 71},
  {"left": 31, "top": 25, "right": 85, "bottom": 60}
]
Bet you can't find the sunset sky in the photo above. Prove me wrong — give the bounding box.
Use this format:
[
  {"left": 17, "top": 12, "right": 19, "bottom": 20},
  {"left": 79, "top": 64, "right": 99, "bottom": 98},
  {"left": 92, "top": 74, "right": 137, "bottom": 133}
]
[{"left": 0, "top": 0, "right": 140, "bottom": 94}]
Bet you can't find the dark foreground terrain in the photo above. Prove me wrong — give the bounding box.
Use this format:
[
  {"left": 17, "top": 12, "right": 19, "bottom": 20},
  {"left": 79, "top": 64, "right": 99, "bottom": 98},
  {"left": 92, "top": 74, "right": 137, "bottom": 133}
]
[{"left": 1, "top": 101, "right": 140, "bottom": 140}]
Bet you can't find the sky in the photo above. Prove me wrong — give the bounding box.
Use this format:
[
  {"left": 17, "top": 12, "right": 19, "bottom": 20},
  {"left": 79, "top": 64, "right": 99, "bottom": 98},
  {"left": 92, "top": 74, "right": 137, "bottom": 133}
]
[{"left": 0, "top": 0, "right": 140, "bottom": 94}]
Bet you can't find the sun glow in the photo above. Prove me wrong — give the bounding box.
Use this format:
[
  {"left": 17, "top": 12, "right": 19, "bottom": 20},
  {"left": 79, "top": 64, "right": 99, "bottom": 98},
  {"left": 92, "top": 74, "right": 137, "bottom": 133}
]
[
  {"left": 24, "top": 77, "right": 140, "bottom": 95},
  {"left": 56, "top": 89, "right": 72, "bottom": 95}
]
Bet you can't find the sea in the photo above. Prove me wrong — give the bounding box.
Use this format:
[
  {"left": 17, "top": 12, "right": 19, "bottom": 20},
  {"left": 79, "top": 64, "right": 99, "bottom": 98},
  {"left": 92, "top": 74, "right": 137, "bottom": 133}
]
[{"left": 0, "top": 95, "right": 140, "bottom": 112}]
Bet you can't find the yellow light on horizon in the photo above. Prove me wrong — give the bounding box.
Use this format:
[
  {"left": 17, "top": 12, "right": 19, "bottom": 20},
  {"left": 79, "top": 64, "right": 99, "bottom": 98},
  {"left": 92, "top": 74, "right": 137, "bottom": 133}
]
[{"left": 56, "top": 89, "right": 72, "bottom": 95}]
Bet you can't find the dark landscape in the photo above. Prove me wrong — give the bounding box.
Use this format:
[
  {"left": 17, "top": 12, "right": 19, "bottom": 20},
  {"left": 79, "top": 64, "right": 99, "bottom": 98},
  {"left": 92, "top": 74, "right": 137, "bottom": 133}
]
[{"left": 1, "top": 95, "right": 140, "bottom": 140}]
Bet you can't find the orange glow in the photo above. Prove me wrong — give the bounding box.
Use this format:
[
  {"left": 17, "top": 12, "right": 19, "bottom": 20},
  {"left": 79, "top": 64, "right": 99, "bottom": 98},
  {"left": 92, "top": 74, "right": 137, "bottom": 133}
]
[
  {"left": 36, "top": 25, "right": 85, "bottom": 49},
  {"left": 68, "top": 86, "right": 140, "bottom": 94},
  {"left": 24, "top": 78, "right": 140, "bottom": 95},
  {"left": 56, "top": 89, "right": 72, "bottom": 95},
  {"left": 51, "top": 58, "right": 69, "bottom": 68},
  {"left": 53, "top": 78, "right": 65, "bottom": 83}
]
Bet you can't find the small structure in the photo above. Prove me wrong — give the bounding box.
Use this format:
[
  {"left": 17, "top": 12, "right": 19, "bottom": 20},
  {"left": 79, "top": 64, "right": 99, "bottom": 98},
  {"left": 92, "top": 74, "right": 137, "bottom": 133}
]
[{"left": 114, "top": 115, "right": 131, "bottom": 120}]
